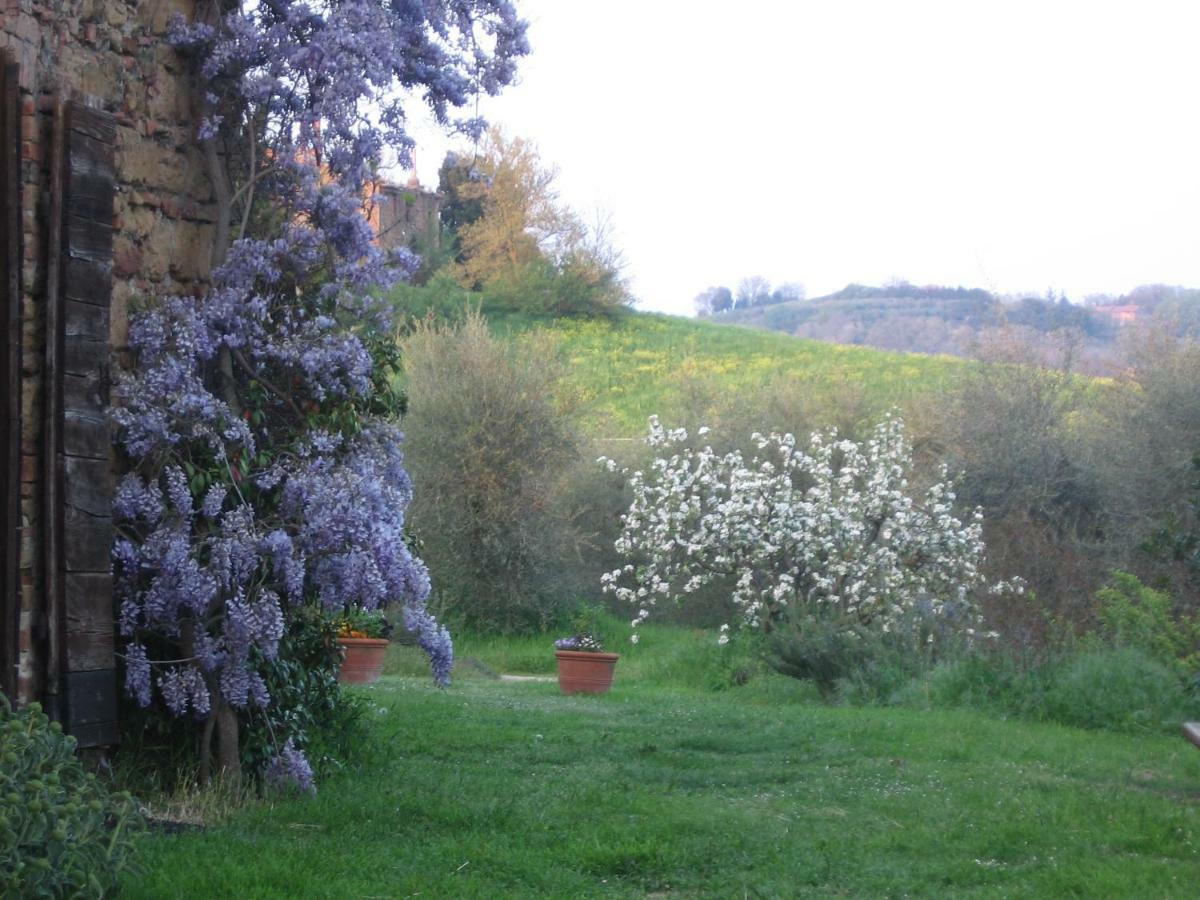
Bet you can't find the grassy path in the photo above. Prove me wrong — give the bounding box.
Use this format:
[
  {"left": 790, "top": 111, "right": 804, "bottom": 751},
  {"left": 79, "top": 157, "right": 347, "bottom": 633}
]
[{"left": 124, "top": 675, "right": 1200, "bottom": 898}]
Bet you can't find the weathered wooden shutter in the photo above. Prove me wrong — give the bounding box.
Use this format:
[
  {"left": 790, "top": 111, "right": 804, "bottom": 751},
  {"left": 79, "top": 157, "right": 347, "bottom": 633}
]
[
  {"left": 0, "top": 50, "right": 22, "bottom": 702},
  {"left": 46, "top": 99, "right": 118, "bottom": 746}
]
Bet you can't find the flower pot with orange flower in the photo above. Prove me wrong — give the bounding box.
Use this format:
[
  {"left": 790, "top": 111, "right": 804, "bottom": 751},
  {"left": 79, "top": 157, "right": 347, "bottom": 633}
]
[{"left": 334, "top": 607, "right": 392, "bottom": 684}]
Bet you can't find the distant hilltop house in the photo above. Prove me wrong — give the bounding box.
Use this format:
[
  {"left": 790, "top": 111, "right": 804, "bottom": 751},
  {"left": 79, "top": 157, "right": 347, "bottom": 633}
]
[{"left": 1092, "top": 304, "right": 1139, "bottom": 325}]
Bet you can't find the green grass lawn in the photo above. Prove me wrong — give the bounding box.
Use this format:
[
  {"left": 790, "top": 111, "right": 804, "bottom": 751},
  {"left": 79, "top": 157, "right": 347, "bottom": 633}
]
[{"left": 124, "top": 638, "right": 1200, "bottom": 898}]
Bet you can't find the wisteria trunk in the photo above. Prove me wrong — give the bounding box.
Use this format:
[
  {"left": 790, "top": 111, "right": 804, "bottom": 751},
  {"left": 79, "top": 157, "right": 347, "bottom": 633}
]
[{"left": 215, "top": 700, "right": 240, "bottom": 782}]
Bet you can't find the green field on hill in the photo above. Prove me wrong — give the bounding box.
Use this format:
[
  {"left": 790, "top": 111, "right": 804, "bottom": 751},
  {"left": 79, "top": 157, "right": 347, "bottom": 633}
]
[{"left": 503, "top": 312, "right": 963, "bottom": 434}]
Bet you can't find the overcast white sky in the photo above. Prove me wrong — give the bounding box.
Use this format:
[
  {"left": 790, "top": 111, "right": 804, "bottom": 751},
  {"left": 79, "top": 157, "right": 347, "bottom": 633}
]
[{"left": 405, "top": 0, "right": 1200, "bottom": 316}]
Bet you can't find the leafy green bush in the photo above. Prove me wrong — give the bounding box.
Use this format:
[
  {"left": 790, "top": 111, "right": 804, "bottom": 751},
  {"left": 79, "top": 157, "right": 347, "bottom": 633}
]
[
  {"left": 1095, "top": 571, "right": 1200, "bottom": 677},
  {"left": 767, "top": 617, "right": 878, "bottom": 699},
  {"left": 901, "top": 651, "right": 1059, "bottom": 720},
  {"left": 391, "top": 272, "right": 476, "bottom": 322},
  {"left": 767, "top": 604, "right": 972, "bottom": 703},
  {"left": 886, "top": 574, "right": 1200, "bottom": 731},
  {"left": 0, "top": 696, "right": 142, "bottom": 897},
  {"left": 1043, "top": 647, "right": 1192, "bottom": 733},
  {"left": 900, "top": 646, "right": 1195, "bottom": 733},
  {"left": 400, "top": 312, "right": 582, "bottom": 631}
]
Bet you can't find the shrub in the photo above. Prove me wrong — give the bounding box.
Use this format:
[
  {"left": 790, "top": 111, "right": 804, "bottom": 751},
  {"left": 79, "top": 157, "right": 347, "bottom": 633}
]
[
  {"left": 1095, "top": 571, "right": 1200, "bottom": 677},
  {"left": 767, "top": 617, "right": 877, "bottom": 699},
  {"left": 771, "top": 608, "right": 977, "bottom": 703},
  {"left": 901, "top": 651, "right": 1059, "bottom": 720},
  {"left": 0, "top": 697, "right": 142, "bottom": 896},
  {"left": 400, "top": 312, "right": 582, "bottom": 631},
  {"left": 935, "top": 336, "right": 1104, "bottom": 633},
  {"left": 1044, "top": 647, "right": 1191, "bottom": 732},
  {"left": 896, "top": 646, "right": 1195, "bottom": 733},
  {"left": 483, "top": 255, "right": 630, "bottom": 320}
]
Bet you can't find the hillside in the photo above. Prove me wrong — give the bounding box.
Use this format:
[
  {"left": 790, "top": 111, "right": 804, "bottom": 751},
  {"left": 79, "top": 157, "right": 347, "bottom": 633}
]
[
  {"left": 712, "top": 282, "right": 1200, "bottom": 370},
  {"left": 717, "top": 284, "right": 1105, "bottom": 357},
  {"left": 515, "top": 312, "right": 962, "bottom": 434}
]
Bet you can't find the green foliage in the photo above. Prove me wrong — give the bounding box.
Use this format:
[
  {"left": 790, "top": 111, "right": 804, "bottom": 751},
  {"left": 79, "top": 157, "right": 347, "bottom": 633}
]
[
  {"left": 767, "top": 617, "right": 878, "bottom": 698},
  {"left": 0, "top": 697, "right": 142, "bottom": 897},
  {"left": 758, "top": 576, "right": 1200, "bottom": 733},
  {"left": 331, "top": 606, "right": 393, "bottom": 640},
  {"left": 243, "top": 605, "right": 371, "bottom": 785},
  {"left": 1095, "top": 571, "right": 1200, "bottom": 677},
  {"left": 904, "top": 651, "right": 1059, "bottom": 718},
  {"left": 561, "top": 601, "right": 610, "bottom": 651},
  {"left": 391, "top": 271, "right": 477, "bottom": 322},
  {"left": 399, "top": 313, "right": 582, "bottom": 632},
  {"left": 1043, "top": 648, "right": 1192, "bottom": 732},
  {"left": 766, "top": 596, "right": 980, "bottom": 703},
  {"left": 436, "top": 152, "right": 486, "bottom": 253},
  {"left": 890, "top": 645, "right": 1199, "bottom": 734},
  {"left": 484, "top": 257, "right": 629, "bottom": 320},
  {"left": 1141, "top": 452, "right": 1200, "bottom": 590}
]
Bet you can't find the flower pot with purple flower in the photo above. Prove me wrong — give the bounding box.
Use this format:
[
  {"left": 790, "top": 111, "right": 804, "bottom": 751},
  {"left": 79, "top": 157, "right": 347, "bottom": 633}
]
[{"left": 554, "top": 605, "right": 618, "bottom": 694}]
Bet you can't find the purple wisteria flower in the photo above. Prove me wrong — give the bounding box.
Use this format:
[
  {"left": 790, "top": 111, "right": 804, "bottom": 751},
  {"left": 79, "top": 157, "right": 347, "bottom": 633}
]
[
  {"left": 554, "top": 634, "right": 603, "bottom": 653},
  {"left": 113, "top": 0, "right": 528, "bottom": 787},
  {"left": 266, "top": 738, "right": 315, "bottom": 794}
]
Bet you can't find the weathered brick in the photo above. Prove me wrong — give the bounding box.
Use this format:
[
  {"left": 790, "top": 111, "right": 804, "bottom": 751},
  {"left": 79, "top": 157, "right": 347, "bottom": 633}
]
[{"left": 111, "top": 234, "right": 142, "bottom": 277}]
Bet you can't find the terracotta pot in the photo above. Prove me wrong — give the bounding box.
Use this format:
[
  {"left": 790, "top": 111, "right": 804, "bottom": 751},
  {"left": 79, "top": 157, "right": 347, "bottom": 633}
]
[
  {"left": 555, "top": 650, "right": 619, "bottom": 695},
  {"left": 337, "top": 637, "right": 389, "bottom": 684}
]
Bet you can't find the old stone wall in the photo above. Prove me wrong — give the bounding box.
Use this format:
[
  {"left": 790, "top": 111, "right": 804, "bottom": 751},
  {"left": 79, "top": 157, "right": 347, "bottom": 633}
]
[
  {"left": 374, "top": 183, "right": 441, "bottom": 255},
  {"left": 1, "top": 0, "right": 212, "bottom": 706}
]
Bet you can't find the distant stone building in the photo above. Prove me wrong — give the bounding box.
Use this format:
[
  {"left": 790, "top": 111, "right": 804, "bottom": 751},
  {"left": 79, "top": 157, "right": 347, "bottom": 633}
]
[
  {"left": 1, "top": 0, "right": 212, "bottom": 744},
  {"left": 372, "top": 173, "right": 441, "bottom": 256},
  {"left": 1092, "top": 304, "right": 1139, "bottom": 325}
]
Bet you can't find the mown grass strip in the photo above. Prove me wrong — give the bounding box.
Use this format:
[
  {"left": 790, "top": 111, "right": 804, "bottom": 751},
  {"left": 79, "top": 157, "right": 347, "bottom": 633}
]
[{"left": 124, "top": 671, "right": 1200, "bottom": 899}]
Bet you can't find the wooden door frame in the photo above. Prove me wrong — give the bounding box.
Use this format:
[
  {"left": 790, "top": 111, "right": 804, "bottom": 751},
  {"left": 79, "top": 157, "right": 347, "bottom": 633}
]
[{"left": 0, "top": 50, "right": 23, "bottom": 702}]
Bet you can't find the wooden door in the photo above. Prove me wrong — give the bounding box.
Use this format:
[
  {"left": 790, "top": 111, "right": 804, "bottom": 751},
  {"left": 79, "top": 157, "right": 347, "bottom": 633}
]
[
  {"left": 0, "top": 50, "right": 22, "bottom": 703},
  {"left": 46, "top": 99, "right": 119, "bottom": 746}
]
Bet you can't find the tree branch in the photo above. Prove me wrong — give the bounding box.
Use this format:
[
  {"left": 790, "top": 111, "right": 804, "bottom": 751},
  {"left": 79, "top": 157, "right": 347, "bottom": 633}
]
[{"left": 231, "top": 347, "right": 306, "bottom": 420}]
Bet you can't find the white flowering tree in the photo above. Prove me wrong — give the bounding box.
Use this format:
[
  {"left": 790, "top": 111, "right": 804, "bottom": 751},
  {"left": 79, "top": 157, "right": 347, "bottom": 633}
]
[{"left": 602, "top": 415, "right": 1017, "bottom": 646}]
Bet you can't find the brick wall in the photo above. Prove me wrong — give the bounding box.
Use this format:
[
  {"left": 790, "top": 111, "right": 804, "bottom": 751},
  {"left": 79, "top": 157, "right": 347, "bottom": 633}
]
[
  {"left": 374, "top": 182, "right": 442, "bottom": 256},
  {"left": 0, "top": 0, "right": 212, "bottom": 706}
]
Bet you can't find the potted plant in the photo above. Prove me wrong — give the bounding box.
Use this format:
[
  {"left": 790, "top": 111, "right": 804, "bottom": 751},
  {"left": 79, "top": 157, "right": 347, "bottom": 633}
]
[
  {"left": 554, "top": 605, "right": 619, "bottom": 695},
  {"left": 334, "top": 607, "right": 393, "bottom": 684}
]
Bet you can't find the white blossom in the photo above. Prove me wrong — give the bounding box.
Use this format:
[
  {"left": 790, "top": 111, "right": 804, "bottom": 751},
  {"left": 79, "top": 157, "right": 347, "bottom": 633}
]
[{"left": 603, "top": 414, "right": 1017, "bottom": 645}]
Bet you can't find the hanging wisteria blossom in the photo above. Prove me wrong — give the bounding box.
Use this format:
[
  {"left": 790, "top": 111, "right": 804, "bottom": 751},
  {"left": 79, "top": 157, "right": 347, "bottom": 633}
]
[{"left": 112, "top": 0, "right": 528, "bottom": 786}]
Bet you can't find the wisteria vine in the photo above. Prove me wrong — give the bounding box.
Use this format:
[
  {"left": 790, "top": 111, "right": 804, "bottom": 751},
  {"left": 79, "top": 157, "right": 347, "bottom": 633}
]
[{"left": 113, "top": 0, "right": 527, "bottom": 785}]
